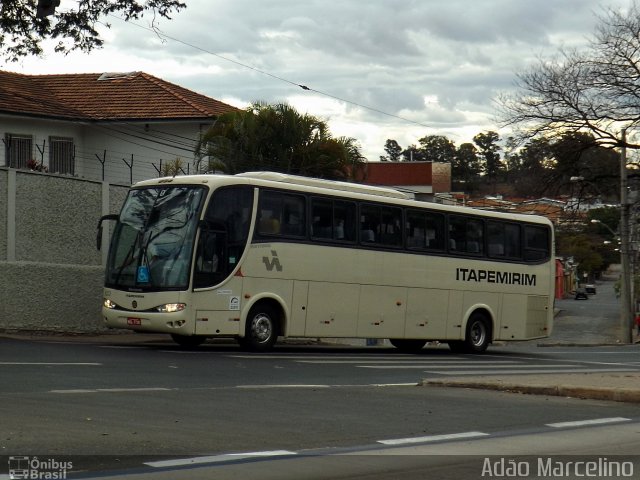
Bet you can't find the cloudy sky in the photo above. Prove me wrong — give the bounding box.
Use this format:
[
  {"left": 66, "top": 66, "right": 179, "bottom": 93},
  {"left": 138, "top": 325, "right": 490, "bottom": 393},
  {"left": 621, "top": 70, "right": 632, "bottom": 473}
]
[{"left": 10, "top": 0, "right": 632, "bottom": 161}]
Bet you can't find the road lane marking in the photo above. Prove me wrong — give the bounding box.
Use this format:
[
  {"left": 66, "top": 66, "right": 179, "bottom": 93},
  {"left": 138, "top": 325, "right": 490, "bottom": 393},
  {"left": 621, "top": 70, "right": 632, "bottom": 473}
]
[
  {"left": 50, "top": 387, "right": 173, "bottom": 394},
  {"left": 371, "top": 383, "right": 418, "bottom": 387},
  {"left": 145, "top": 450, "right": 297, "bottom": 468},
  {"left": 546, "top": 417, "right": 631, "bottom": 428},
  {"left": 297, "top": 360, "right": 522, "bottom": 364},
  {"left": 378, "top": 431, "right": 489, "bottom": 445},
  {"left": 235, "top": 384, "right": 331, "bottom": 389},
  {"left": 0, "top": 362, "right": 102, "bottom": 366},
  {"left": 358, "top": 363, "right": 575, "bottom": 369},
  {"left": 229, "top": 355, "right": 468, "bottom": 360}
]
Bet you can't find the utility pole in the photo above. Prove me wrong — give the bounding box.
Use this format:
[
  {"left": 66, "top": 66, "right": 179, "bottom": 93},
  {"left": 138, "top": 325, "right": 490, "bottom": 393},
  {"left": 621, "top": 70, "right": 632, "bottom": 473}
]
[{"left": 620, "top": 128, "right": 633, "bottom": 343}]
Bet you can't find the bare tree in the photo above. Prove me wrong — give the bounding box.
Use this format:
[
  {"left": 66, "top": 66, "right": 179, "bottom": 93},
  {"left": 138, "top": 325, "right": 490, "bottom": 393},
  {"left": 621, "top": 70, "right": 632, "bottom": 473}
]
[{"left": 498, "top": 2, "right": 640, "bottom": 150}]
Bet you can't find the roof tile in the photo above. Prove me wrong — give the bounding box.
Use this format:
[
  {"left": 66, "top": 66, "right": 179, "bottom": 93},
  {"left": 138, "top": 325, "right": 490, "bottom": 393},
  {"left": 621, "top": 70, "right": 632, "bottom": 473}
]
[{"left": 0, "top": 70, "right": 238, "bottom": 121}]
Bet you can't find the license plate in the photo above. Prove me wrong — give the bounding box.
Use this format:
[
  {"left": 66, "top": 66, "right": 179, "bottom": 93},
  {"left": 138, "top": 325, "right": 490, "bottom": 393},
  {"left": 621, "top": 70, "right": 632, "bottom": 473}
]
[{"left": 127, "top": 317, "right": 142, "bottom": 326}]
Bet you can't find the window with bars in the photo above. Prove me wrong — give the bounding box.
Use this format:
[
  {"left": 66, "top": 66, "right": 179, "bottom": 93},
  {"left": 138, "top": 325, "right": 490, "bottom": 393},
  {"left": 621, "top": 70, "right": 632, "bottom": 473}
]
[
  {"left": 49, "top": 137, "right": 75, "bottom": 175},
  {"left": 4, "top": 134, "right": 32, "bottom": 169}
]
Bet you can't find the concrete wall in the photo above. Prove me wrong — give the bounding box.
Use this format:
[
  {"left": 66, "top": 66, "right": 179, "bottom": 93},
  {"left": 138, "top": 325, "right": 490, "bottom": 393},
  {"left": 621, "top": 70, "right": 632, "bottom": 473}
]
[{"left": 0, "top": 168, "right": 129, "bottom": 333}]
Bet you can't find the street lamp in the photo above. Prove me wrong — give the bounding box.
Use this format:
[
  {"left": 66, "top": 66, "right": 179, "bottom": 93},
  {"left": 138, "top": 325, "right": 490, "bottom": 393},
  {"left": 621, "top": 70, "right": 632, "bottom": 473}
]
[{"left": 590, "top": 219, "right": 618, "bottom": 237}]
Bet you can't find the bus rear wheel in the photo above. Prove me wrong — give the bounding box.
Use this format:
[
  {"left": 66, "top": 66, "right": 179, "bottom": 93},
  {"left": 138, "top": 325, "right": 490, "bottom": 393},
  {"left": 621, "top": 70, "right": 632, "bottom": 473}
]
[
  {"left": 389, "top": 339, "right": 427, "bottom": 353},
  {"left": 448, "top": 313, "right": 491, "bottom": 354},
  {"left": 241, "top": 303, "right": 279, "bottom": 352},
  {"left": 171, "top": 334, "right": 206, "bottom": 348}
]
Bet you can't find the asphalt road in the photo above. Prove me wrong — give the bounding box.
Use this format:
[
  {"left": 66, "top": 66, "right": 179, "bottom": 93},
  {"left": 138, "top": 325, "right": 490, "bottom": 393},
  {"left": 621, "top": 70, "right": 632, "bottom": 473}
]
[{"left": 1, "top": 275, "right": 639, "bottom": 478}]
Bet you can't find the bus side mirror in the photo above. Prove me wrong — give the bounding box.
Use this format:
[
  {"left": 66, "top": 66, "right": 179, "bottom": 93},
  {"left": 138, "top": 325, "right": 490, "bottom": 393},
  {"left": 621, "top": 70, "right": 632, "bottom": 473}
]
[{"left": 96, "top": 214, "right": 119, "bottom": 251}]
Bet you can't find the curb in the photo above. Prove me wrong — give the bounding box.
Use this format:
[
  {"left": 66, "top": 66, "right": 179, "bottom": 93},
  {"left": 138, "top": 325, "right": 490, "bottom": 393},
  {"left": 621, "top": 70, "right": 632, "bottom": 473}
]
[{"left": 420, "top": 379, "right": 640, "bottom": 404}]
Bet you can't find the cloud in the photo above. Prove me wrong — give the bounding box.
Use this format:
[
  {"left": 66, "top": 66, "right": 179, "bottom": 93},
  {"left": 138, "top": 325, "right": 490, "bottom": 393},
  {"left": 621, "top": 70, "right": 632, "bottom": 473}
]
[{"left": 15, "top": 0, "right": 631, "bottom": 162}]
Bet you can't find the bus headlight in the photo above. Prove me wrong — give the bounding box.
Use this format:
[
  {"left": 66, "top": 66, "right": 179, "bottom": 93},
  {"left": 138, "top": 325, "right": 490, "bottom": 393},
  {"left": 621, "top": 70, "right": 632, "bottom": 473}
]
[
  {"left": 156, "top": 303, "right": 186, "bottom": 313},
  {"left": 103, "top": 298, "right": 117, "bottom": 309}
]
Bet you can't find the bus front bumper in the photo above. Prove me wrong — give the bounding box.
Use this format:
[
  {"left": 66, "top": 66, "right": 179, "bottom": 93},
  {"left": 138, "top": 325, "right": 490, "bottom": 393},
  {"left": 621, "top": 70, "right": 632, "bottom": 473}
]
[{"left": 102, "top": 307, "right": 193, "bottom": 335}]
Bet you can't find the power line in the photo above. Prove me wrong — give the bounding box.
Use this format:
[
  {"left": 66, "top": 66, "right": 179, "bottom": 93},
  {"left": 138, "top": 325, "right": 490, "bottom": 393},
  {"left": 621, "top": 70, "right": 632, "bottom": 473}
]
[{"left": 109, "top": 14, "right": 435, "bottom": 129}]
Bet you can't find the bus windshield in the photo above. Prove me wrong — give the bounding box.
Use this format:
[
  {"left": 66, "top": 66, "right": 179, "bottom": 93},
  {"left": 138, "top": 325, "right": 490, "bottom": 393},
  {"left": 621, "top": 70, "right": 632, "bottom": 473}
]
[{"left": 106, "top": 186, "right": 206, "bottom": 291}]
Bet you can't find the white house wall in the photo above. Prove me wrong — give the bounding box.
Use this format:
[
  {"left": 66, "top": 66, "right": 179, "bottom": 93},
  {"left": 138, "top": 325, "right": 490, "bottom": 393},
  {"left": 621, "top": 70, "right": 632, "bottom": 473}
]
[
  {"left": 82, "top": 121, "right": 209, "bottom": 184},
  {"left": 1, "top": 115, "right": 210, "bottom": 184}
]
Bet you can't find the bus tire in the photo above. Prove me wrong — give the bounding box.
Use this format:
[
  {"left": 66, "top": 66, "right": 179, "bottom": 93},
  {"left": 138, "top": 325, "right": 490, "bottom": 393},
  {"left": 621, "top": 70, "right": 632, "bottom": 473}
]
[
  {"left": 171, "top": 334, "right": 206, "bottom": 348},
  {"left": 448, "top": 313, "right": 491, "bottom": 354},
  {"left": 389, "top": 339, "right": 426, "bottom": 353},
  {"left": 242, "top": 303, "right": 279, "bottom": 351},
  {"left": 466, "top": 313, "right": 491, "bottom": 353}
]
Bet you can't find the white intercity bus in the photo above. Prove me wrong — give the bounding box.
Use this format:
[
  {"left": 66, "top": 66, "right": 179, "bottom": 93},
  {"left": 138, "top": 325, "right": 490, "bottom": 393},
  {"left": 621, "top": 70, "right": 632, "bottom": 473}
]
[{"left": 97, "top": 171, "right": 554, "bottom": 353}]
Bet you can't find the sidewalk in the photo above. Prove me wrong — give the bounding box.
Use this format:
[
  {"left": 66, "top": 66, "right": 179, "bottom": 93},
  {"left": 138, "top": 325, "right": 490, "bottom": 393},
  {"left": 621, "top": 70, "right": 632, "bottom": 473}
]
[
  {"left": 421, "top": 372, "right": 640, "bottom": 404},
  {"left": 423, "top": 273, "right": 640, "bottom": 404}
]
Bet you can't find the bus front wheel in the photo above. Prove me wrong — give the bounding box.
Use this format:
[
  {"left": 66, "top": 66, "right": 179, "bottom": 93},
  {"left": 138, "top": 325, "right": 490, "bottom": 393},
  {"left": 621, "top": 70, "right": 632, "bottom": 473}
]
[
  {"left": 448, "top": 313, "right": 491, "bottom": 354},
  {"left": 241, "top": 303, "right": 279, "bottom": 351},
  {"left": 389, "top": 339, "right": 427, "bottom": 353}
]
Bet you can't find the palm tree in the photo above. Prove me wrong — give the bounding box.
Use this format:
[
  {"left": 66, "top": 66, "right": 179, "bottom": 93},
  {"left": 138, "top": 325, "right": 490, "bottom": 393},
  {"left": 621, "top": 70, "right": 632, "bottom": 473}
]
[{"left": 195, "top": 102, "right": 366, "bottom": 180}]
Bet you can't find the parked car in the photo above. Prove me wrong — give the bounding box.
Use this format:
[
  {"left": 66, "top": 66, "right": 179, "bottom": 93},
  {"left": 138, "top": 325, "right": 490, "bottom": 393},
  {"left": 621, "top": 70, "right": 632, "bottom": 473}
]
[
  {"left": 575, "top": 288, "right": 589, "bottom": 300},
  {"left": 585, "top": 284, "right": 596, "bottom": 294}
]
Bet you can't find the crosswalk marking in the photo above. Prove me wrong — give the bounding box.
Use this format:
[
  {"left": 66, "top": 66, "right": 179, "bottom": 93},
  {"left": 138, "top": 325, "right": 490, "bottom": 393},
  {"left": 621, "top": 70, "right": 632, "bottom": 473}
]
[
  {"left": 298, "top": 359, "right": 521, "bottom": 364},
  {"left": 357, "top": 363, "right": 576, "bottom": 369},
  {"left": 225, "top": 353, "right": 640, "bottom": 377}
]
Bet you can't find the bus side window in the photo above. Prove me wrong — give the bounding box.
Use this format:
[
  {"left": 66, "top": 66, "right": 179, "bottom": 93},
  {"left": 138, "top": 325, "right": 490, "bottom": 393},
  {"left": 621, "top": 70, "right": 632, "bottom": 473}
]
[
  {"left": 258, "top": 191, "right": 282, "bottom": 236},
  {"left": 466, "top": 219, "right": 484, "bottom": 255},
  {"left": 257, "top": 191, "right": 305, "bottom": 237},
  {"left": 449, "top": 216, "right": 483, "bottom": 255},
  {"left": 334, "top": 201, "right": 356, "bottom": 242},
  {"left": 488, "top": 221, "right": 521, "bottom": 259},
  {"left": 407, "top": 210, "right": 445, "bottom": 251},
  {"left": 360, "top": 205, "right": 378, "bottom": 243},
  {"left": 195, "top": 186, "right": 253, "bottom": 288},
  {"left": 425, "top": 212, "right": 445, "bottom": 250},
  {"left": 406, "top": 210, "right": 426, "bottom": 248},
  {"left": 380, "top": 207, "right": 402, "bottom": 247},
  {"left": 311, "top": 198, "right": 333, "bottom": 239},
  {"left": 281, "top": 195, "right": 305, "bottom": 236},
  {"left": 259, "top": 210, "right": 281, "bottom": 234},
  {"left": 524, "top": 225, "right": 549, "bottom": 261},
  {"left": 505, "top": 223, "right": 521, "bottom": 258}
]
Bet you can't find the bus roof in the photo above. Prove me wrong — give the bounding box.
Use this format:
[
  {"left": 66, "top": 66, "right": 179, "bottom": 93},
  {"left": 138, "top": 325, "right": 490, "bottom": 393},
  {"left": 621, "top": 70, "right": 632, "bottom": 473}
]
[
  {"left": 235, "top": 171, "right": 410, "bottom": 199},
  {"left": 132, "top": 172, "right": 552, "bottom": 227}
]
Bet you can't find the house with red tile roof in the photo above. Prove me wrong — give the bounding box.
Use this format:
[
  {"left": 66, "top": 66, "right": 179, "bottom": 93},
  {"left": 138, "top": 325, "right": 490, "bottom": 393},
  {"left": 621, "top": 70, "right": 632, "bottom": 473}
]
[{"left": 0, "top": 70, "right": 238, "bottom": 184}]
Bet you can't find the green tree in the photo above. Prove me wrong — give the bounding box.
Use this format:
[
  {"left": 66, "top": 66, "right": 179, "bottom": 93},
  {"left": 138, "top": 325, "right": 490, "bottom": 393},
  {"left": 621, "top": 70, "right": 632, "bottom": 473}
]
[
  {"left": 452, "top": 142, "right": 481, "bottom": 192},
  {"left": 417, "top": 135, "right": 456, "bottom": 163},
  {"left": 473, "top": 131, "right": 503, "bottom": 180},
  {"left": 556, "top": 232, "right": 604, "bottom": 281},
  {"left": 549, "top": 132, "right": 620, "bottom": 200},
  {"left": 195, "top": 102, "right": 366, "bottom": 181},
  {"left": 0, "top": 1, "right": 185, "bottom": 62},
  {"left": 512, "top": 137, "right": 553, "bottom": 196},
  {"left": 588, "top": 206, "right": 620, "bottom": 237},
  {"left": 401, "top": 144, "right": 426, "bottom": 162},
  {"left": 380, "top": 139, "right": 403, "bottom": 162}
]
